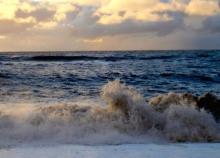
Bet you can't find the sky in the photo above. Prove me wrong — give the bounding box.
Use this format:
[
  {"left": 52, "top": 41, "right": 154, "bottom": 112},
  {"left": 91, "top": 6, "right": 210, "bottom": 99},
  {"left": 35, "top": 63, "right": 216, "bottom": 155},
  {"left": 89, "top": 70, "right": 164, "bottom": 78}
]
[{"left": 0, "top": 0, "right": 220, "bottom": 51}]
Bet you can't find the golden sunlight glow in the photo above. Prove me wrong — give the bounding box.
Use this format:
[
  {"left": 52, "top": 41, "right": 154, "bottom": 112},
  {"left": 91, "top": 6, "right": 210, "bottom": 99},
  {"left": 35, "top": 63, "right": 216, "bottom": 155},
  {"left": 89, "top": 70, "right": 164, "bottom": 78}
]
[
  {"left": 0, "top": 0, "right": 219, "bottom": 51},
  {"left": 186, "top": 0, "right": 220, "bottom": 16},
  {"left": 96, "top": 0, "right": 171, "bottom": 24},
  {"left": 83, "top": 38, "right": 103, "bottom": 43},
  {"left": 19, "top": 2, "right": 36, "bottom": 12},
  {"left": 0, "top": 35, "right": 6, "bottom": 40},
  {"left": 1, "top": 0, "right": 219, "bottom": 24},
  {"left": 0, "top": 0, "right": 19, "bottom": 19}
]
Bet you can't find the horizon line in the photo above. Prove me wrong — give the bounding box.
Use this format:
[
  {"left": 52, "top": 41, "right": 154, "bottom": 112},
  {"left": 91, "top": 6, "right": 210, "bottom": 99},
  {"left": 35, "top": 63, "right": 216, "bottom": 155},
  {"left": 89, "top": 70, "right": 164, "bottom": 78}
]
[{"left": 0, "top": 49, "right": 220, "bottom": 54}]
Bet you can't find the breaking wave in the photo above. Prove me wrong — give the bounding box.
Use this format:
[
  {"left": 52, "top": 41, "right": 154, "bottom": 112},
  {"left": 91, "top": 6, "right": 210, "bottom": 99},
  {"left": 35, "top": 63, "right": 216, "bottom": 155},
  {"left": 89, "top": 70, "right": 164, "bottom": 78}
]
[{"left": 0, "top": 80, "right": 219, "bottom": 147}]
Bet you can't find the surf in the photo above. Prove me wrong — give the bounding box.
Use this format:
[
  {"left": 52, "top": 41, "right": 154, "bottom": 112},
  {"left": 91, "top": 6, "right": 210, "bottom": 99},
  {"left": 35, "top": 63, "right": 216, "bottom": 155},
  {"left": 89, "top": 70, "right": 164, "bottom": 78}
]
[{"left": 0, "top": 80, "right": 219, "bottom": 148}]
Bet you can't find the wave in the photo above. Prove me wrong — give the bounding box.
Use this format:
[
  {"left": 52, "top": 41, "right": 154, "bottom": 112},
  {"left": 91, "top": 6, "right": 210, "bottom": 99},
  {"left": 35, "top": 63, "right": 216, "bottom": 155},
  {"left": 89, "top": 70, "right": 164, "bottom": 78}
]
[
  {"left": 0, "top": 80, "right": 219, "bottom": 147},
  {"left": 161, "top": 72, "right": 220, "bottom": 83},
  {"left": 0, "top": 73, "right": 11, "bottom": 79},
  {"left": 29, "top": 55, "right": 176, "bottom": 62},
  {"left": 0, "top": 54, "right": 176, "bottom": 62}
]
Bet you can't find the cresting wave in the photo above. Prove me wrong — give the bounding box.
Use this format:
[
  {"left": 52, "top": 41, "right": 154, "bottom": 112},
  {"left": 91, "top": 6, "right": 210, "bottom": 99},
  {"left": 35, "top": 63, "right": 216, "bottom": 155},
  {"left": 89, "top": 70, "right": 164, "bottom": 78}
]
[{"left": 0, "top": 80, "right": 220, "bottom": 147}]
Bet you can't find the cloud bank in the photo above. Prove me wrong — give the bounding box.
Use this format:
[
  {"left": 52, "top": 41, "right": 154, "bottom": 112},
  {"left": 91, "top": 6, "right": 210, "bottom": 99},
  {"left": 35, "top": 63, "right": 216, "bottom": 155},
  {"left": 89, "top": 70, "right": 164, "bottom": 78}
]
[{"left": 0, "top": 0, "right": 219, "bottom": 51}]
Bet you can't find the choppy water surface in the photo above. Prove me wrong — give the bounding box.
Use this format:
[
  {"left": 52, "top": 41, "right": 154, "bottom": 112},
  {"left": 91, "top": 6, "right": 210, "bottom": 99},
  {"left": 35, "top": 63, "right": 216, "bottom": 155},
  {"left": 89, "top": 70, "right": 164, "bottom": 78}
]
[
  {"left": 0, "top": 50, "right": 220, "bottom": 103},
  {"left": 0, "top": 50, "right": 220, "bottom": 147}
]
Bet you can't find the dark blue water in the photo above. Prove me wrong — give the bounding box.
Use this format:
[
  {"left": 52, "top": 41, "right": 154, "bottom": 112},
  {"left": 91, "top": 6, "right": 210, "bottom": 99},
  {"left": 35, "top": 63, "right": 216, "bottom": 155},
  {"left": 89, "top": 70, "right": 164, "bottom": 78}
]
[{"left": 0, "top": 50, "right": 220, "bottom": 103}]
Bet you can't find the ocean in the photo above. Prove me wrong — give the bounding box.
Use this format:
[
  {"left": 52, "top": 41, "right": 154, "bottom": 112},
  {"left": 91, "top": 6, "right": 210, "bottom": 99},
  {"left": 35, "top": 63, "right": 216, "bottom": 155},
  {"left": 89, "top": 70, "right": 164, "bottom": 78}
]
[
  {"left": 0, "top": 50, "right": 220, "bottom": 156},
  {"left": 1, "top": 50, "right": 220, "bottom": 103}
]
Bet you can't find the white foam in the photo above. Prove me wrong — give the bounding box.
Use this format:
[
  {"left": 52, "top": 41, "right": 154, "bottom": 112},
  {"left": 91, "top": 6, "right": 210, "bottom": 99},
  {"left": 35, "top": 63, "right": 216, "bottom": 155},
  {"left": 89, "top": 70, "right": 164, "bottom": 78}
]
[
  {"left": 1, "top": 144, "right": 220, "bottom": 158},
  {"left": 0, "top": 80, "right": 219, "bottom": 147}
]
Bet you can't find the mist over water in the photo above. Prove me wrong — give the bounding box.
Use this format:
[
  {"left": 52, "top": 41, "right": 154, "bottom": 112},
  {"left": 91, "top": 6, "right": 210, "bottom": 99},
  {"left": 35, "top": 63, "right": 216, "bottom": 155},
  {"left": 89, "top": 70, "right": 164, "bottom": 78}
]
[
  {"left": 0, "top": 50, "right": 220, "bottom": 147},
  {"left": 0, "top": 80, "right": 219, "bottom": 147}
]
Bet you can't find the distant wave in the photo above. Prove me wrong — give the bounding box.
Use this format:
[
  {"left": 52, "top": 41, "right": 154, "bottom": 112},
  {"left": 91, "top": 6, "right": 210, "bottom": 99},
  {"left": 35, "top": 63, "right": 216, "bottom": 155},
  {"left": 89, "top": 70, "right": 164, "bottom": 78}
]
[
  {"left": 0, "top": 80, "right": 219, "bottom": 148},
  {"left": 0, "top": 73, "right": 10, "bottom": 79},
  {"left": 29, "top": 55, "right": 176, "bottom": 62},
  {"left": 0, "top": 55, "right": 176, "bottom": 62},
  {"left": 161, "top": 72, "right": 220, "bottom": 83}
]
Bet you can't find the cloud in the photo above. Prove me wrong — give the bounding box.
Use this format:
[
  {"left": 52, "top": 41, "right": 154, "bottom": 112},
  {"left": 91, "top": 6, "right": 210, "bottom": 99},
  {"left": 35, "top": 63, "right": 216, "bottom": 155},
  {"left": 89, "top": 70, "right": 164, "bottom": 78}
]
[
  {"left": 83, "top": 38, "right": 103, "bottom": 43},
  {"left": 95, "top": 0, "right": 179, "bottom": 24},
  {"left": 15, "top": 8, "right": 55, "bottom": 22},
  {"left": 0, "top": 35, "right": 6, "bottom": 39},
  {"left": 68, "top": 5, "right": 185, "bottom": 39},
  {"left": 0, "top": 0, "right": 19, "bottom": 19},
  {"left": 186, "top": 0, "right": 219, "bottom": 16},
  {"left": 94, "top": 0, "right": 220, "bottom": 24},
  {"left": 0, "top": 0, "right": 220, "bottom": 51},
  {"left": 0, "top": 19, "right": 33, "bottom": 35},
  {"left": 202, "top": 15, "right": 220, "bottom": 33}
]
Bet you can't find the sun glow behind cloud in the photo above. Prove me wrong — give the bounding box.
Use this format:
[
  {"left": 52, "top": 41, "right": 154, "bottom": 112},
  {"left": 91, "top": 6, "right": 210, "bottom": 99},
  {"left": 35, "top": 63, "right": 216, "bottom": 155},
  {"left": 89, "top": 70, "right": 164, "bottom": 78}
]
[{"left": 0, "top": 0, "right": 219, "bottom": 51}]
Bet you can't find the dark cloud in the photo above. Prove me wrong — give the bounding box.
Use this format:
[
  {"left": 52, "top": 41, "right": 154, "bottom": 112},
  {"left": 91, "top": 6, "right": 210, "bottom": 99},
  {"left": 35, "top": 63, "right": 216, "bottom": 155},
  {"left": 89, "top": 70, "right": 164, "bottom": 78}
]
[
  {"left": 118, "top": 11, "right": 126, "bottom": 17},
  {"left": 202, "top": 15, "right": 220, "bottom": 33},
  {"left": 15, "top": 8, "right": 55, "bottom": 21},
  {"left": 70, "top": 7, "right": 185, "bottom": 38},
  {"left": 160, "top": 0, "right": 190, "bottom": 4}
]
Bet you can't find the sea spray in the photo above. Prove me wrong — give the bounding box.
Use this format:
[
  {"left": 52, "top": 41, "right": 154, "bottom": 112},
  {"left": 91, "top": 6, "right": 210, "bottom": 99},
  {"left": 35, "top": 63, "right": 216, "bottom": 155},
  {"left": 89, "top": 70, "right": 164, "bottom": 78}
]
[{"left": 0, "top": 80, "right": 219, "bottom": 147}]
